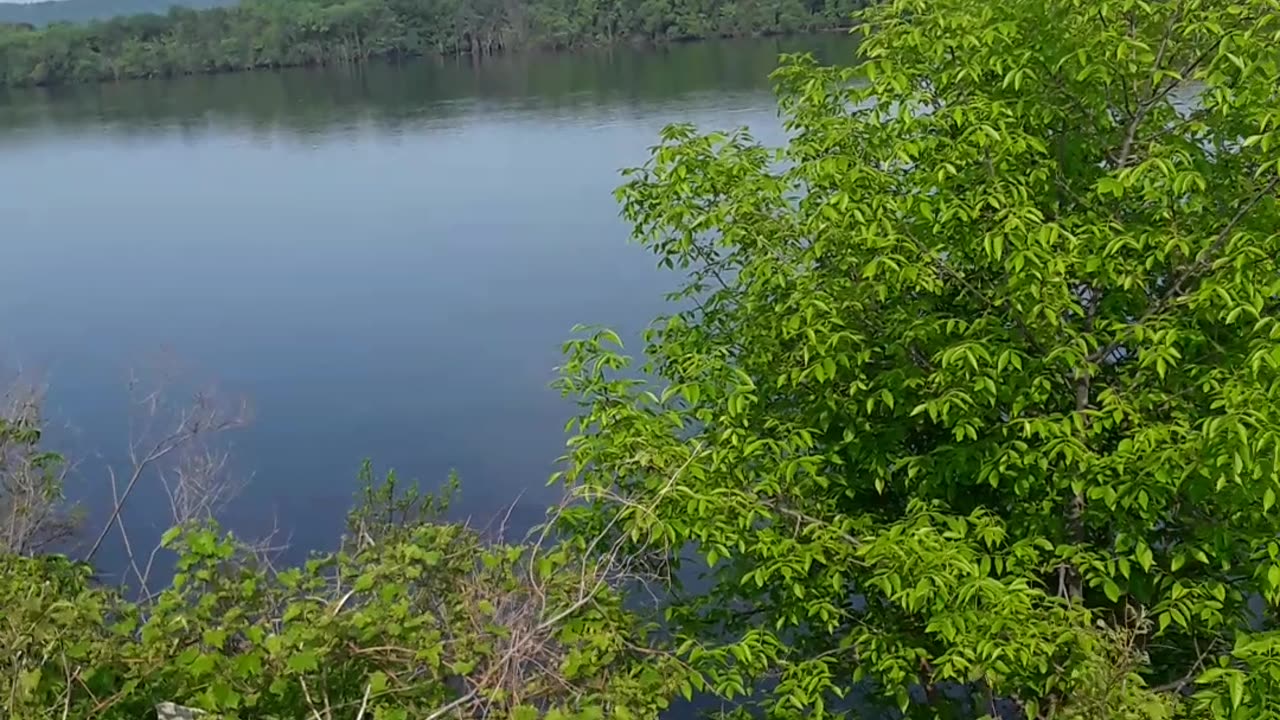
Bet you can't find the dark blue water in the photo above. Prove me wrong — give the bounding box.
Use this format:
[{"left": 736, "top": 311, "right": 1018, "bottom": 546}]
[{"left": 0, "top": 36, "right": 856, "bottom": 568}]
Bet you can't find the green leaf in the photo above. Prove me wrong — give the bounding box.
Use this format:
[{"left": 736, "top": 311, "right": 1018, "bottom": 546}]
[
  {"left": 1097, "top": 176, "right": 1124, "bottom": 197},
  {"left": 1102, "top": 579, "right": 1122, "bottom": 603},
  {"left": 160, "top": 526, "right": 183, "bottom": 548},
  {"left": 287, "top": 650, "right": 319, "bottom": 673},
  {"left": 1228, "top": 671, "right": 1245, "bottom": 709},
  {"left": 188, "top": 653, "right": 217, "bottom": 678},
  {"left": 1135, "top": 542, "right": 1154, "bottom": 572}
]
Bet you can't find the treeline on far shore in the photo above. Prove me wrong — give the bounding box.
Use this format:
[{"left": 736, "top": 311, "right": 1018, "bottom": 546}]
[{"left": 0, "top": 0, "right": 865, "bottom": 87}]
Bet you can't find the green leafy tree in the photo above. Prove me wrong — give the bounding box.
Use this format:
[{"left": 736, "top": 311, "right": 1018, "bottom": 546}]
[{"left": 556, "top": 0, "right": 1280, "bottom": 716}]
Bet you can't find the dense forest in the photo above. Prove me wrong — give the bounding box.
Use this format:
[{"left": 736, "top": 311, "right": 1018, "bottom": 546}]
[
  {"left": 0, "top": 0, "right": 235, "bottom": 28},
  {"left": 0, "top": 0, "right": 861, "bottom": 87}
]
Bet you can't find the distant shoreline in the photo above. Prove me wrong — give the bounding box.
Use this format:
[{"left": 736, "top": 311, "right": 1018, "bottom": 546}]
[{"left": 0, "top": 0, "right": 862, "bottom": 89}]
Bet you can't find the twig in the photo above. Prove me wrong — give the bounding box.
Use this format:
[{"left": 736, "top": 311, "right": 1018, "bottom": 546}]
[
  {"left": 765, "top": 499, "right": 864, "bottom": 553},
  {"left": 424, "top": 691, "right": 476, "bottom": 720},
  {"left": 331, "top": 589, "right": 357, "bottom": 616},
  {"left": 84, "top": 387, "right": 246, "bottom": 563},
  {"left": 299, "top": 677, "right": 325, "bottom": 720},
  {"left": 107, "top": 466, "right": 151, "bottom": 599},
  {"left": 1113, "top": 33, "right": 1222, "bottom": 170},
  {"left": 354, "top": 683, "right": 372, "bottom": 720},
  {"left": 84, "top": 433, "right": 192, "bottom": 562}
]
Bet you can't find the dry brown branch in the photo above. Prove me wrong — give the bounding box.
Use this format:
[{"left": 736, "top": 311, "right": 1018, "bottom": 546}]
[
  {"left": 354, "top": 684, "right": 372, "bottom": 720},
  {"left": 84, "top": 372, "right": 250, "bottom": 564},
  {"left": 0, "top": 375, "right": 77, "bottom": 556},
  {"left": 398, "top": 450, "right": 696, "bottom": 720},
  {"left": 161, "top": 446, "right": 243, "bottom": 526}
]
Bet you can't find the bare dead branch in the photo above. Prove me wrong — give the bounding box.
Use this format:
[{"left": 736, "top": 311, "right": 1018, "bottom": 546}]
[
  {"left": 84, "top": 379, "right": 249, "bottom": 564},
  {"left": 0, "top": 374, "right": 77, "bottom": 556}
]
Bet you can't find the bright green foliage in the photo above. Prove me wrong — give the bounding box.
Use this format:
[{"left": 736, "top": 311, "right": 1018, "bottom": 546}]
[
  {"left": 1193, "top": 632, "right": 1280, "bottom": 719},
  {"left": 0, "top": 0, "right": 865, "bottom": 88},
  {"left": 556, "top": 0, "right": 1280, "bottom": 716},
  {"left": 1, "top": 467, "right": 684, "bottom": 719}
]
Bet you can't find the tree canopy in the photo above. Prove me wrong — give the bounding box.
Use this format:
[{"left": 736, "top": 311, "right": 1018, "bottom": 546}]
[
  {"left": 0, "top": 0, "right": 862, "bottom": 87},
  {"left": 0, "top": 0, "right": 235, "bottom": 28},
  {"left": 556, "top": 0, "right": 1280, "bottom": 716}
]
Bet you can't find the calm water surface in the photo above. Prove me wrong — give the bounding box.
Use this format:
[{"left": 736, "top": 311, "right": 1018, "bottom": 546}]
[{"left": 0, "top": 36, "right": 856, "bottom": 567}]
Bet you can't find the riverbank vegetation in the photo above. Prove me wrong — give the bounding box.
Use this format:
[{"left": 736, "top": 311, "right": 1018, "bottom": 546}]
[
  {"left": 6, "top": 0, "right": 1280, "bottom": 717},
  {"left": 0, "top": 0, "right": 863, "bottom": 87},
  {"left": 3, "top": 461, "right": 683, "bottom": 718}
]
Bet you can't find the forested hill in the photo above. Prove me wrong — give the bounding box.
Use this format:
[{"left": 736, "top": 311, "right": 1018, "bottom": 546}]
[
  {"left": 0, "top": 0, "right": 863, "bottom": 87},
  {"left": 0, "top": 0, "right": 235, "bottom": 27}
]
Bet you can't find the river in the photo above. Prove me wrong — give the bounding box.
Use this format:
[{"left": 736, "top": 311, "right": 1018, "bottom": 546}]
[{"left": 0, "top": 35, "right": 856, "bottom": 569}]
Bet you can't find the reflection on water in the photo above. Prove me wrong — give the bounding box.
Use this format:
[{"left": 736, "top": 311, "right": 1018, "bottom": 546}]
[
  {"left": 0, "top": 35, "right": 856, "bottom": 571},
  {"left": 0, "top": 36, "right": 856, "bottom": 140}
]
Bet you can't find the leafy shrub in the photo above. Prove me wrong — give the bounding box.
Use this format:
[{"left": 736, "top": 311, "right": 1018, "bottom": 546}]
[{"left": 2, "top": 468, "right": 685, "bottom": 719}]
